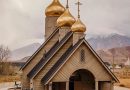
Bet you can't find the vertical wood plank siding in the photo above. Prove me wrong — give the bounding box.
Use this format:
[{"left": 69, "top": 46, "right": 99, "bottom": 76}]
[
  {"left": 22, "top": 32, "right": 59, "bottom": 89},
  {"left": 51, "top": 43, "right": 112, "bottom": 82},
  {"left": 33, "top": 37, "right": 73, "bottom": 90}
]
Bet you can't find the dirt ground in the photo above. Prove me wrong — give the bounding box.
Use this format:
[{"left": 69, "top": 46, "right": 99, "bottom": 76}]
[
  {"left": 115, "top": 78, "right": 130, "bottom": 88},
  {"left": 0, "top": 75, "right": 130, "bottom": 89},
  {"left": 0, "top": 75, "right": 20, "bottom": 83}
]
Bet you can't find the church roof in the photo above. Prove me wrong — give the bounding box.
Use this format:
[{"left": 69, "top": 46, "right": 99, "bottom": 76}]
[
  {"left": 27, "top": 31, "right": 73, "bottom": 79},
  {"left": 20, "top": 28, "right": 59, "bottom": 70},
  {"left": 21, "top": 27, "right": 119, "bottom": 83},
  {"left": 41, "top": 39, "right": 119, "bottom": 84},
  {"left": 41, "top": 39, "right": 83, "bottom": 84}
]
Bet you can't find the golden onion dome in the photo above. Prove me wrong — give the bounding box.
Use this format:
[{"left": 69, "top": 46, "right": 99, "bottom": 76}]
[
  {"left": 45, "top": 0, "right": 65, "bottom": 17},
  {"left": 71, "top": 18, "right": 86, "bottom": 32},
  {"left": 57, "top": 8, "right": 76, "bottom": 27}
]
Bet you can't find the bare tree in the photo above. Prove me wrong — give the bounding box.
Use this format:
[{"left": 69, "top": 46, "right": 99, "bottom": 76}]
[
  {"left": 0, "top": 45, "right": 11, "bottom": 75},
  {"left": 0, "top": 45, "right": 10, "bottom": 61}
]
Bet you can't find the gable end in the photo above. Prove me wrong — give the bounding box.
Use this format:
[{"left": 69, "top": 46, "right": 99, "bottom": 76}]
[{"left": 41, "top": 39, "right": 119, "bottom": 85}]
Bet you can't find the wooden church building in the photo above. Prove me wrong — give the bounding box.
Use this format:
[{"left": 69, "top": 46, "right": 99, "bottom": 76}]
[{"left": 21, "top": 0, "right": 119, "bottom": 90}]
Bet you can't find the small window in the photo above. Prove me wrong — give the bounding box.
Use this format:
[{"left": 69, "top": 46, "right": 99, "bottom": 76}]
[{"left": 80, "top": 49, "right": 85, "bottom": 62}]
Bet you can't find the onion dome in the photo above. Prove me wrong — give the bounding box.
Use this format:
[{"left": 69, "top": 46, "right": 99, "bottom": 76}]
[
  {"left": 45, "top": 0, "right": 65, "bottom": 17},
  {"left": 71, "top": 18, "right": 86, "bottom": 32},
  {"left": 57, "top": 8, "right": 76, "bottom": 27}
]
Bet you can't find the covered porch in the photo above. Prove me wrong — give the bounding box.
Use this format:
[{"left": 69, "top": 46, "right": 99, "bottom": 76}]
[{"left": 44, "top": 69, "right": 113, "bottom": 90}]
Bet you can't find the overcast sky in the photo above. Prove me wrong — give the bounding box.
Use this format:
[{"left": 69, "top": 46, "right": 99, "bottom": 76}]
[{"left": 0, "top": 0, "right": 130, "bottom": 50}]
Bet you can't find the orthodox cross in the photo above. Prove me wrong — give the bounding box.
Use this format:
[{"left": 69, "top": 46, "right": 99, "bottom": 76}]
[
  {"left": 75, "top": 0, "right": 82, "bottom": 18},
  {"left": 66, "top": 0, "right": 69, "bottom": 8}
]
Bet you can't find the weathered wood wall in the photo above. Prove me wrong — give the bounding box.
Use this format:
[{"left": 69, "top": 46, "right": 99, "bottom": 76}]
[
  {"left": 33, "top": 37, "right": 73, "bottom": 90},
  {"left": 21, "top": 29, "right": 59, "bottom": 89},
  {"left": 51, "top": 43, "right": 113, "bottom": 82}
]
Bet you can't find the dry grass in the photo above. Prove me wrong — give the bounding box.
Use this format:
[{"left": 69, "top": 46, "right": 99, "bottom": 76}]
[
  {"left": 115, "top": 78, "right": 130, "bottom": 88},
  {"left": 0, "top": 75, "right": 20, "bottom": 83}
]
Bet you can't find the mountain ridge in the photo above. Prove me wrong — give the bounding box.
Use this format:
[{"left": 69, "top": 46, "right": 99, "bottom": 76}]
[
  {"left": 87, "top": 33, "right": 130, "bottom": 50},
  {"left": 11, "top": 43, "right": 41, "bottom": 60},
  {"left": 11, "top": 33, "right": 130, "bottom": 62},
  {"left": 97, "top": 45, "right": 130, "bottom": 64}
]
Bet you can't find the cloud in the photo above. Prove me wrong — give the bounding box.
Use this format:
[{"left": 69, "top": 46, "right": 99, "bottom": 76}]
[
  {"left": 0, "top": 0, "right": 44, "bottom": 50},
  {"left": 81, "top": 0, "right": 130, "bottom": 36},
  {"left": 0, "top": 0, "right": 130, "bottom": 50}
]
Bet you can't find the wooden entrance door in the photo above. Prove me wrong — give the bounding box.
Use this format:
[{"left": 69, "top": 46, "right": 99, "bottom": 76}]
[
  {"left": 52, "top": 82, "right": 66, "bottom": 90},
  {"left": 74, "top": 81, "right": 94, "bottom": 90}
]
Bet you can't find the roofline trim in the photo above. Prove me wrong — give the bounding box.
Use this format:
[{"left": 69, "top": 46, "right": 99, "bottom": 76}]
[
  {"left": 20, "top": 28, "right": 59, "bottom": 70},
  {"left": 83, "top": 40, "right": 119, "bottom": 83},
  {"left": 31, "top": 32, "right": 73, "bottom": 79},
  {"left": 44, "top": 39, "right": 119, "bottom": 84},
  {"left": 44, "top": 40, "right": 84, "bottom": 85}
]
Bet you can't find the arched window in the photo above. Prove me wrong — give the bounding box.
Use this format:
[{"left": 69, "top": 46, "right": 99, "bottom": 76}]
[{"left": 80, "top": 49, "right": 85, "bottom": 62}]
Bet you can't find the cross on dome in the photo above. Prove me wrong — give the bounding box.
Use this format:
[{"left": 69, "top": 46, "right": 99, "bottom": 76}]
[{"left": 71, "top": 0, "right": 86, "bottom": 32}]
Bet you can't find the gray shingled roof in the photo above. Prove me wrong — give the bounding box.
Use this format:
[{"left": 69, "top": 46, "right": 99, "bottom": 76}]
[
  {"left": 20, "top": 28, "right": 59, "bottom": 70},
  {"left": 27, "top": 31, "right": 73, "bottom": 79},
  {"left": 41, "top": 39, "right": 119, "bottom": 84},
  {"left": 41, "top": 39, "right": 83, "bottom": 84}
]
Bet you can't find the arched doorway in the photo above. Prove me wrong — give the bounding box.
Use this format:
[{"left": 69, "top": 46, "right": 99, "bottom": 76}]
[{"left": 69, "top": 69, "right": 95, "bottom": 90}]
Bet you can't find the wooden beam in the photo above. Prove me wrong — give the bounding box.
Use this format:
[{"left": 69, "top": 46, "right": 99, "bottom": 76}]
[
  {"left": 95, "top": 81, "right": 99, "bottom": 90},
  {"left": 49, "top": 82, "right": 52, "bottom": 90},
  {"left": 66, "top": 81, "right": 69, "bottom": 90}
]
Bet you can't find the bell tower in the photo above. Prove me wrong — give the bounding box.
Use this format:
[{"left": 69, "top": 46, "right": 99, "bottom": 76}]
[{"left": 45, "top": 0, "right": 65, "bottom": 39}]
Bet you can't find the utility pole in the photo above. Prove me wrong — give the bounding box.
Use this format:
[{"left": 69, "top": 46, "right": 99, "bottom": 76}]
[{"left": 110, "top": 49, "right": 115, "bottom": 73}]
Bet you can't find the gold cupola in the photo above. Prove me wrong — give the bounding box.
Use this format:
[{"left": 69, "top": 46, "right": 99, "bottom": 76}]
[
  {"left": 45, "top": 0, "right": 65, "bottom": 17},
  {"left": 57, "top": 0, "right": 76, "bottom": 27},
  {"left": 71, "top": 18, "right": 86, "bottom": 32},
  {"left": 71, "top": 0, "right": 86, "bottom": 32}
]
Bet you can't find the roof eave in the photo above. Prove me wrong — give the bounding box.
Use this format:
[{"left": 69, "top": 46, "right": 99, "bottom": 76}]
[
  {"left": 42, "top": 39, "right": 119, "bottom": 84},
  {"left": 20, "top": 28, "right": 59, "bottom": 70}
]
